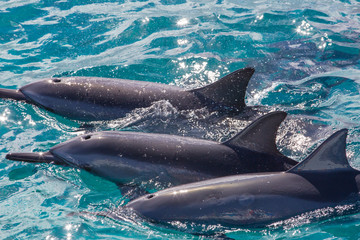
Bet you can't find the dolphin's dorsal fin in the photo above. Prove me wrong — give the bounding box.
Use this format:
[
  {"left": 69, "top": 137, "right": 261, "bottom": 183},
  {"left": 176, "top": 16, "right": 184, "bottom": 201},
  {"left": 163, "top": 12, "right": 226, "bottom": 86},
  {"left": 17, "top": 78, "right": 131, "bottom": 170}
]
[
  {"left": 288, "top": 129, "right": 352, "bottom": 173},
  {"left": 190, "top": 67, "right": 255, "bottom": 111},
  {"left": 223, "top": 111, "right": 287, "bottom": 155}
]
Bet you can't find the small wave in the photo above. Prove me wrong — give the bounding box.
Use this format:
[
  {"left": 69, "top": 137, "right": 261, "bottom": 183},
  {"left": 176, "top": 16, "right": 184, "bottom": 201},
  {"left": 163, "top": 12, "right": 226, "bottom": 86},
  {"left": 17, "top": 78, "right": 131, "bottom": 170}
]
[{"left": 268, "top": 203, "right": 360, "bottom": 230}]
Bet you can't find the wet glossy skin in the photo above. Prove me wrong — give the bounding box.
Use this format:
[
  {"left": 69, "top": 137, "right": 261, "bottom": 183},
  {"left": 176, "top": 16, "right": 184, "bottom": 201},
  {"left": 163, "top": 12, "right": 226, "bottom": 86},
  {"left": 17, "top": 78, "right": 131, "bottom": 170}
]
[
  {"left": 6, "top": 112, "right": 297, "bottom": 188},
  {"left": 1, "top": 67, "right": 255, "bottom": 121},
  {"left": 126, "top": 169, "right": 360, "bottom": 226},
  {"left": 20, "top": 77, "right": 203, "bottom": 120},
  {"left": 33, "top": 131, "right": 295, "bottom": 186},
  {"left": 126, "top": 129, "right": 360, "bottom": 226}
]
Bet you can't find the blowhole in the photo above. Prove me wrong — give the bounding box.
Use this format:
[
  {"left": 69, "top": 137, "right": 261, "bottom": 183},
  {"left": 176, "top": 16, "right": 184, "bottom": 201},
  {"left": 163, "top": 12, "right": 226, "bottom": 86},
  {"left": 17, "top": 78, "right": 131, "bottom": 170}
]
[
  {"left": 147, "top": 194, "right": 155, "bottom": 199},
  {"left": 52, "top": 78, "right": 61, "bottom": 83},
  {"left": 83, "top": 135, "right": 91, "bottom": 140}
]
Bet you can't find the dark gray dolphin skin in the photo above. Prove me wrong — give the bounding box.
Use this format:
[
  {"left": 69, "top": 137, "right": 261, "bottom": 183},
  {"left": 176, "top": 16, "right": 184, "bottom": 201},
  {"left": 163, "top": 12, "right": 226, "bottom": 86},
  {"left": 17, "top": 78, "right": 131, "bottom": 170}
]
[
  {"left": 0, "top": 67, "right": 254, "bottom": 121},
  {"left": 126, "top": 129, "right": 360, "bottom": 227},
  {"left": 6, "top": 111, "right": 297, "bottom": 187}
]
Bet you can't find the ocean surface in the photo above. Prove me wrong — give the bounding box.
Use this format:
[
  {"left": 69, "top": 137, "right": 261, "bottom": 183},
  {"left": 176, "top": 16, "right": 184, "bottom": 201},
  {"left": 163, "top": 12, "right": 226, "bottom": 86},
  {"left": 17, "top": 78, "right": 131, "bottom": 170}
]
[{"left": 0, "top": 0, "right": 360, "bottom": 239}]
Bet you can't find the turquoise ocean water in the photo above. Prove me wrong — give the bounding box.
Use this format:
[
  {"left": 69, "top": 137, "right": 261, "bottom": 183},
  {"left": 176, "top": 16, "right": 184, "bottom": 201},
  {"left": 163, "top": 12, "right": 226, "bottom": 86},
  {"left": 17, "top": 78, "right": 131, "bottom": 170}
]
[{"left": 1, "top": 0, "right": 360, "bottom": 239}]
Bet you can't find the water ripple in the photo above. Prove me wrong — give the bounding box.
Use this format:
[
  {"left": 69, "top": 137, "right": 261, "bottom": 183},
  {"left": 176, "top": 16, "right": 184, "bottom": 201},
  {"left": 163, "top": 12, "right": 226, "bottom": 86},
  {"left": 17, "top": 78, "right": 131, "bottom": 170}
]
[{"left": 0, "top": 0, "right": 360, "bottom": 239}]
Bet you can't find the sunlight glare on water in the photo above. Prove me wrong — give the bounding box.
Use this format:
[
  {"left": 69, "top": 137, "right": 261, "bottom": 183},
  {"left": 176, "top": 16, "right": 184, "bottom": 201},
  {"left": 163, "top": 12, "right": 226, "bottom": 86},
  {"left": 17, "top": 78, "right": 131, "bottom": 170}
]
[{"left": 0, "top": 0, "right": 360, "bottom": 239}]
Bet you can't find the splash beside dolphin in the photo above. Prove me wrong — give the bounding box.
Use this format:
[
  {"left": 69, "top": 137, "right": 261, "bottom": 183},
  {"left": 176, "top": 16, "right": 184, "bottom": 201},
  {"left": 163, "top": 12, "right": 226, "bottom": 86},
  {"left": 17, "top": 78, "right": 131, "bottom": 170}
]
[
  {"left": 126, "top": 129, "right": 360, "bottom": 227},
  {"left": 0, "top": 67, "right": 254, "bottom": 121},
  {"left": 6, "top": 112, "right": 297, "bottom": 188}
]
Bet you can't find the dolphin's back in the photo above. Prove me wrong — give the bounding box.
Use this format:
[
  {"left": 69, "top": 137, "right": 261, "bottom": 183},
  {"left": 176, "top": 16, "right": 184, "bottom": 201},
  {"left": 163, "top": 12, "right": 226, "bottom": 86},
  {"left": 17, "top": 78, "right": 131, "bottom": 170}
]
[
  {"left": 127, "top": 169, "right": 360, "bottom": 226},
  {"left": 49, "top": 131, "right": 240, "bottom": 183},
  {"left": 126, "top": 129, "right": 360, "bottom": 226},
  {"left": 0, "top": 67, "right": 255, "bottom": 120},
  {"left": 20, "top": 77, "right": 200, "bottom": 120},
  {"left": 126, "top": 173, "right": 326, "bottom": 226},
  {"left": 6, "top": 111, "right": 297, "bottom": 187}
]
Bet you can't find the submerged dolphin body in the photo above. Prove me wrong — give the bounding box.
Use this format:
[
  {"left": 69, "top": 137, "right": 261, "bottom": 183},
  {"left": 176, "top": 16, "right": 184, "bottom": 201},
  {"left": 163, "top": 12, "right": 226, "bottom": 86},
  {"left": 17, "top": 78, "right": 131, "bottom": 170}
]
[
  {"left": 0, "top": 68, "right": 254, "bottom": 121},
  {"left": 126, "top": 129, "right": 360, "bottom": 227},
  {"left": 6, "top": 112, "right": 297, "bottom": 188}
]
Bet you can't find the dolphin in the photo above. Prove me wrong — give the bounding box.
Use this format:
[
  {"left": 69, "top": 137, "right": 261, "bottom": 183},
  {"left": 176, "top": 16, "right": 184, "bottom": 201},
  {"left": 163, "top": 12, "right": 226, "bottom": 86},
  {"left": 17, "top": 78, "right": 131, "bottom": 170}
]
[
  {"left": 0, "top": 68, "right": 254, "bottom": 121},
  {"left": 6, "top": 111, "right": 297, "bottom": 188},
  {"left": 126, "top": 129, "right": 360, "bottom": 227}
]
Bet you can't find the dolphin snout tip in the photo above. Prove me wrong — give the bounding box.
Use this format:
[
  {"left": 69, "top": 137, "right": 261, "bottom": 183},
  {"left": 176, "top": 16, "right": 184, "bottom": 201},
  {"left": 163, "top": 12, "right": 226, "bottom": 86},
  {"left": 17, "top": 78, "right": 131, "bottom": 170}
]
[
  {"left": 5, "top": 152, "right": 59, "bottom": 164},
  {"left": 5, "top": 152, "right": 32, "bottom": 161},
  {"left": 5, "top": 153, "right": 13, "bottom": 159}
]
